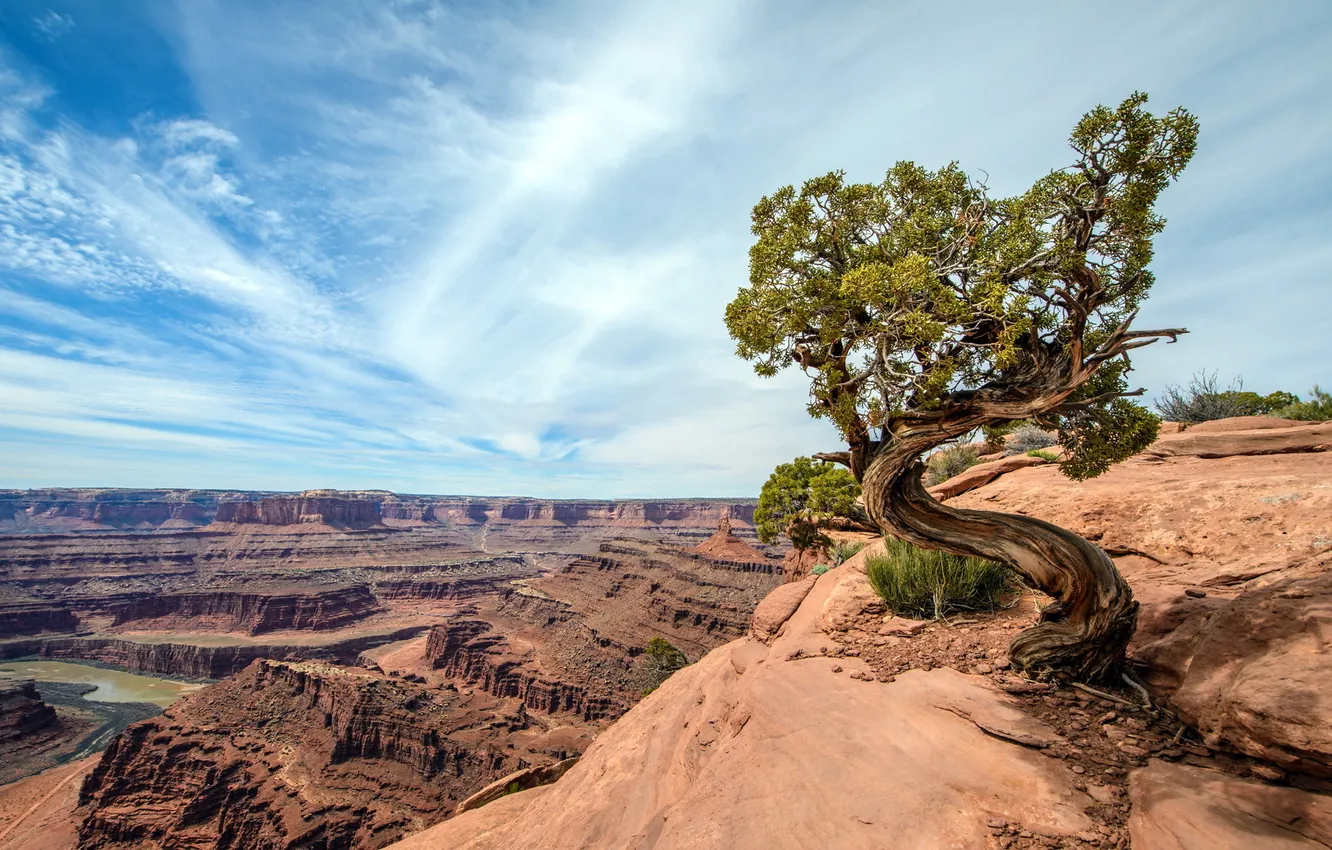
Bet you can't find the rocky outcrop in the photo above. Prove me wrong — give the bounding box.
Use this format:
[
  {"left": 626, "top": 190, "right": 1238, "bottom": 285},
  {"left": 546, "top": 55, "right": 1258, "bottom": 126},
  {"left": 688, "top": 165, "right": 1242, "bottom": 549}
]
[
  {"left": 213, "top": 493, "right": 384, "bottom": 528},
  {"left": 1128, "top": 760, "right": 1332, "bottom": 848},
  {"left": 389, "top": 562, "right": 1100, "bottom": 850},
  {"left": 1166, "top": 570, "right": 1332, "bottom": 776},
  {"left": 109, "top": 584, "right": 380, "bottom": 634},
  {"left": 688, "top": 514, "right": 772, "bottom": 564},
  {"left": 0, "top": 679, "right": 57, "bottom": 744},
  {"left": 77, "top": 660, "right": 584, "bottom": 850},
  {"left": 425, "top": 621, "right": 620, "bottom": 720},
  {"left": 0, "top": 628, "right": 427, "bottom": 679},
  {"left": 0, "top": 599, "right": 79, "bottom": 637}
]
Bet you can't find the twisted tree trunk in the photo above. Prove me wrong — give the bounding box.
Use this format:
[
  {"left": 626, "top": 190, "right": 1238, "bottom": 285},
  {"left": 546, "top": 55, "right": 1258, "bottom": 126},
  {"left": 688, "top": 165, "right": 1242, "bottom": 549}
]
[{"left": 860, "top": 439, "right": 1138, "bottom": 682}]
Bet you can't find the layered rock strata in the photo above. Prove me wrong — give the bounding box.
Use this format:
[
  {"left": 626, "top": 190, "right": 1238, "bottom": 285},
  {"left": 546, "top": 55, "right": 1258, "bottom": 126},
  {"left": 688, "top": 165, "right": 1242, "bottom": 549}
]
[
  {"left": 108, "top": 584, "right": 380, "bottom": 634},
  {"left": 0, "top": 599, "right": 79, "bottom": 635},
  {"left": 0, "top": 679, "right": 57, "bottom": 744},
  {"left": 214, "top": 493, "right": 384, "bottom": 528},
  {"left": 77, "top": 660, "right": 589, "bottom": 849},
  {"left": 425, "top": 620, "right": 619, "bottom": 720},
  {"left": 0, "top": 627, "right": 427, "bottom": 679}
]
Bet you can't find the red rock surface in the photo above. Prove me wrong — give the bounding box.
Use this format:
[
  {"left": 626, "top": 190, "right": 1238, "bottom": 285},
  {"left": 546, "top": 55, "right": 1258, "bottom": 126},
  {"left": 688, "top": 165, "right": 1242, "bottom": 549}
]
[
  {"left": 389, "top": 419, "right": 1332, "bottom": 849},
  {"left": 1129, "top": 760, "right": 1332, "bottom": 848},
  {"left": 389, "top": 557, "right": 1097, "bottom": 850}
]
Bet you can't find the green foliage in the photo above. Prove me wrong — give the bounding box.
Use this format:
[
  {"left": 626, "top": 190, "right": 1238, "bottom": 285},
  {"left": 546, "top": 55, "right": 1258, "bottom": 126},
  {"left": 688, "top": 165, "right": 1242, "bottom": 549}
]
[
  {"left": 725, "top": 93, "right": 1198, "bottom": 482},
  {"left": 1026, "top": 448, "right": 1060, "bottom": 462},
  {"left": 829, "top": 539, "right": 867, "bottom": 565},
  {"left": 1156, "top": 371, "right": 1299, "bottom": 422},
  {"left": 640, "top": 637, "right": 689, "bottom": 696},
  {"left": 865, "top": 537, "right": 1017, "bottom": 620},
  {"left": 1277, "top": 385, "right": 1332, "bottom": 421},
  {"left": 811, "top": 564, "right": 831, "bottom": 576},
  {"left": 923, "top": 444, "right": 980, "bottom": 486},
  {"left": 755, "top": 456, "right": 861, "bottom": 551}
]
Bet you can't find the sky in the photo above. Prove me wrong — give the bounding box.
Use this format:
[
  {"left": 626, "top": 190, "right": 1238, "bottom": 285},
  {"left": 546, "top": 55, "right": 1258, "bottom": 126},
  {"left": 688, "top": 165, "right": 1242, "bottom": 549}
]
[{"left": 0, "top": 1, "right": 1329, "bottom": 498}]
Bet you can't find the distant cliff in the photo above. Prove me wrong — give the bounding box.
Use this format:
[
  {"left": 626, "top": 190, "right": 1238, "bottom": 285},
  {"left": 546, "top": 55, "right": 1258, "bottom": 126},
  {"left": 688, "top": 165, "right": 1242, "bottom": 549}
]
[{"left": 0, "top": 488, "right": 757, "bottom": 535}]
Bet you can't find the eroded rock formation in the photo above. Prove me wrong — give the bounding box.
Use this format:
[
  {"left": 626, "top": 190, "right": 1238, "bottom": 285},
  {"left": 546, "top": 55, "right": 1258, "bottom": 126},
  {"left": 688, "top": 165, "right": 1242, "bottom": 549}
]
[
  {"left": 214, "top": 493, "right": 384, "bottom": 528},
  {"left": 0, "top": 680, "right": 57, "bottom": 745},
  {"left": 0, "top": 599, "right": 79, "bottom": 635},
  {"left": 77, "top": 660, "right": 589, "bottom": 850},
  {"left": 109, "top": 584, "right": 381, "bottom": 634}
]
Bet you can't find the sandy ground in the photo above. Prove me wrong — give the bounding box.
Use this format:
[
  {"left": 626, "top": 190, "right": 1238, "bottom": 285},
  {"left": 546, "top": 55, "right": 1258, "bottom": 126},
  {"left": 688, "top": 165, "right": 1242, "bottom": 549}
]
[{"left": 0, "top": 756, "right": 96, "bottom": 850}]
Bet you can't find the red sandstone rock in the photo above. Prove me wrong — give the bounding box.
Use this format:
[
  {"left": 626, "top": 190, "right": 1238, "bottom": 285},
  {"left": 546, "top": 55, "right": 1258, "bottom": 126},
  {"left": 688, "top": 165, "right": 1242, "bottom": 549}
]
[
  {"left": 927, "top": 452, "right": 1049, "bottom": 500},
  {"left": 748, "top": 578, "right": 814, "bottom": 644},
  {"left": 689, "top": 514, "right": 771, "bottom": 564},
  {"left": 1169, "top": 571, "right": 1332, "bottom": 775},
  {"left": 1128, "top": 760, "right": 1332, "bottom": 848},
  {"left": 388, "top": 565, "right": 1095, "bottom": 850},
  {"left": 1143, "top": 420, "right": 1332, "bottom": 459}
]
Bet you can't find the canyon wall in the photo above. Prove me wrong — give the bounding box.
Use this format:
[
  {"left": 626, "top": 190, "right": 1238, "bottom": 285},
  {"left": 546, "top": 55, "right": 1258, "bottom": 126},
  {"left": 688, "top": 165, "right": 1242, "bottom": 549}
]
[
  {"left": 0, "top": 680, "right": 57, "bottom": 745},
  {"left": 0, "top": 600, "right": 79, "bottom": 635},
  {"left": 77, "top": 659, "right": 588, "bottom": 850},
  {"left": 1, "top": 488, "right": 757, "bottom": 536},
  {"left": 213, "top": 494, "right": 384, "bottom": 527},
  {"left": 424, "top": 619, "right": 621, "bottom": 720},
  {"left": 108, "top": 584, "right": 380, "bottom": 634},
  {"left": 0, "top": 628, "right": 427, "bottom": 679}
]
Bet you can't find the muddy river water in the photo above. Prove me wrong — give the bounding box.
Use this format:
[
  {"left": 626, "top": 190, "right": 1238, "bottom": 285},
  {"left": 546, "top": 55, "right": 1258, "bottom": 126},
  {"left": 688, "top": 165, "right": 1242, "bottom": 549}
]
[{"left": 0, "top": 660, "right": 204, "bottom": 707}]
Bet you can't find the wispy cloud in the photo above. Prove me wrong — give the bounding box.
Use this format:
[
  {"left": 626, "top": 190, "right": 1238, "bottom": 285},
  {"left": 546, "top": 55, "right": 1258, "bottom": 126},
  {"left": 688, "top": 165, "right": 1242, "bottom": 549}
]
[{"left": 1, "top": 0, "right": 1329, "bottom": 496}]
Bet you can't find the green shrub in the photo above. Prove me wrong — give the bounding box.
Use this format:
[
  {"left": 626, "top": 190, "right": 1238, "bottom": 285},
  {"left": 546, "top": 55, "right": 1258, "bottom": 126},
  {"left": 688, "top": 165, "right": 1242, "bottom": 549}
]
[
  {"left": 924, "top": 444, "right": 981, "bottom": 486},
  {"left": 639, "top": 637, "right": 688, "bottom": 696},
  {"left": 811, "top": 564, "right": 830, "bottom": 576},
  {"left": 829, "top": 540, "right": 866, "bottom": 565},
  {"left": 1026, "top": 448, "right": 1059, "bottom": 462},
  {"left": 865, "top": 537, "right": 1016, "bottom": 620},
  {"left": 1156, "top": 371, "right": 1298, "bottom": 423},
  {"left": 1276, "top": 385, "right": 1332, "bottom": 421},
  {"left": 755, "top": 457, "right": 861, "bottom": 552}
]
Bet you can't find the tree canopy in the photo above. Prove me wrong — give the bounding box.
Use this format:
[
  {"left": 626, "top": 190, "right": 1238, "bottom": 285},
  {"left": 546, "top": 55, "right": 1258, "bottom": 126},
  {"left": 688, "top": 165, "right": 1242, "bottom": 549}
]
[
  {"left": 754, "top": 456, "right": 861, "bottom": 552},
  {"left": 726, "top": 92, "right": 1198, "bottom": 482}
]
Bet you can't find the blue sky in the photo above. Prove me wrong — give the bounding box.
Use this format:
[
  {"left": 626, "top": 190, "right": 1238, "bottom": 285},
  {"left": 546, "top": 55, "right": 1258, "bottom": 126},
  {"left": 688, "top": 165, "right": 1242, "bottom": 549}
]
[{"left": 0, "top": 1, "right": 1329, "bottom": 497}]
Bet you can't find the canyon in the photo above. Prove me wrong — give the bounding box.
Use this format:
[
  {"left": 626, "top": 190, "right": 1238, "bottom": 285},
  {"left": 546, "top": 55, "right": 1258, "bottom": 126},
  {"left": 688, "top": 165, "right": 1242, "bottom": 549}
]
[
  {"left": 6, "top": 420, "right": 1330, "bottom": 848},
  {"left": 0, "top": 491, "right": 778, "bottom": 848}
]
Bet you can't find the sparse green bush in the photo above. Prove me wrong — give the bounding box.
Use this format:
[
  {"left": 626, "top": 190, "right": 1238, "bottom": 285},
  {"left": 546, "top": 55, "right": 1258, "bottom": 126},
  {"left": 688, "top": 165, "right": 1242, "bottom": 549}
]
[
  {"left": 755, "top": 457, "right": 861, "bottom": 553},
  {"left": 1004, "top": 423, "right": 1057, "bottom": 455},
  {"left": 865, "top": 537, "right": 1016, "bottom": 620},
  {"left": 924, "top": 444, "right": 981, "bottom": 486},
  {"left": 1026, "top": 449, "right": 1059, "bottom": 462},
  {"left": 1276, "top": 385, "right": 1332, "bottom": 421},
  {"left": 1156, "top": 371, "right": 1298, "bottom": 423},
  {"left": 639, "top": 637, "right": 688, "bottom": 696},
  {"left": 811, "top": 564, "right": 830, "bottom": 576},
  {"left": 829, "top": 540, "right": 866, "bottom": 565}
]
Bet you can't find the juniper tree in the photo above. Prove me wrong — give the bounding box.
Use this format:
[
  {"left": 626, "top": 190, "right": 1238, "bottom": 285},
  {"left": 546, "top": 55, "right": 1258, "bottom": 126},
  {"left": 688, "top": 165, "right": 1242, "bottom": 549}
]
[
  {"left": 726, "top": 93, "right": 1198, "bottom": 681},
  {"left": 754, "top": 456, "right": 861, "bottom": 555}
]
